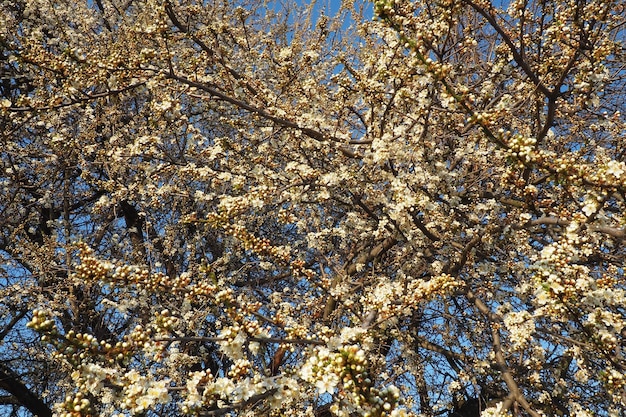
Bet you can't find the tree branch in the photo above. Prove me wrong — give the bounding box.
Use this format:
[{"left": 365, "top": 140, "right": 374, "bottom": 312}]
[
  {"left": 461, "top": 0, "right": 553, "bottom": 98},
  {"left": 0, "top": 364, "right": 52, "bottom": 417},
  {"left": 198, "top": 388, "right": 277, "bottom": 416},
  {"left": 165, "top": 73, "right": 358, "bottom": 158}
]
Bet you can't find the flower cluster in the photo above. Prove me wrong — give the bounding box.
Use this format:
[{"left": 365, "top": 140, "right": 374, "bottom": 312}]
[
  {"left": 55, "top": 391, "right": 92, "bottom": 417},
  {"left": 300, "top": 344, "right": 404, "bottom": 417},
  {"left": 503, "top": 310, "right": 535, "bottom": 350}
]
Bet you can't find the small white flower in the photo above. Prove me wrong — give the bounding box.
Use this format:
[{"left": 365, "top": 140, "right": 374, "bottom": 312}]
[
  {"left": 581, "top": 198, "right": 597, "bottom": 217},
  {"left": 605, "top": 160, "right": 625, "bottom": 178},
  {"left": 481, "top": 401, "right": 512, "bottom": 416},
  {"left": 315, "top": 373, "right": 339, "bottom": 395}
]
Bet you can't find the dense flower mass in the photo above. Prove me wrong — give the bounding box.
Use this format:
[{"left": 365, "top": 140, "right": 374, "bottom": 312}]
[{"left": 1, "top": 0, "right": 625, "bottom": 416}]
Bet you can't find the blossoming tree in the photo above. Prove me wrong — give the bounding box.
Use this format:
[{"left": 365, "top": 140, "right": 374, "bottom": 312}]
[{"left": 1, "top": 0, "right": 624, "bottom": 416}]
